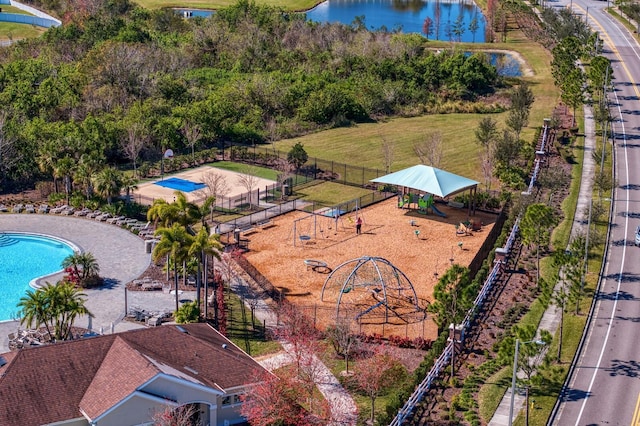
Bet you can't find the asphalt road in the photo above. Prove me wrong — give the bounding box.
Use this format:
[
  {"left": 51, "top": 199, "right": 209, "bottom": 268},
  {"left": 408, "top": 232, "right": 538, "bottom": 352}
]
[{"left": 551, "top": 2, "right": 640, "bottom": 425}]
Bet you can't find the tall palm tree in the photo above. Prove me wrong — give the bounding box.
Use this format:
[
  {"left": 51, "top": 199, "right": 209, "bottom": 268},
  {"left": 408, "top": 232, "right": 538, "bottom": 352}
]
[
  {"left": 153, "top": 224, "right": 194, "bottom": 313},
  {"left": 189, "top": 228, "right": 223, "bottom": 312},
  {"left": 74, "top": 153, "right": 104, "bottom": 200},
  {"left": 37, "top": 141, "right": 62, "bottom": 194},
  {"left": 120, "top": 173, "right": 139, "bottom": 204},
  {"left": 93, "top": 166, "right": 123, "bottom": 204},
  {"left": 55, "top": 156, "right": 76, "bottom": 205}
]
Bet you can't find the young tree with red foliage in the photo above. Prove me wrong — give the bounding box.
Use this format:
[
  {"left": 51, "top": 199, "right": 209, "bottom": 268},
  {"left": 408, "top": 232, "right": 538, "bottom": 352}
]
[
  {"left": 241, "top": 369, "right": 315, "bottom": 426},
  {"left": 354, "top": 348, "right": 408, "bottom": 423},
  {"left": 422, "top": 17, "right": 434, "bottom": 40}
]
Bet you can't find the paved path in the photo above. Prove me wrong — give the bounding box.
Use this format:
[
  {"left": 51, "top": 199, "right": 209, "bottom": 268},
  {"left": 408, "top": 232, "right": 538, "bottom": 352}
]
[
  {"left": 0, "top": 214, "right": 195, "bottom": 352},
  {"left": 488, "top": 104, "right": 597, "bottom": 425},
  {"left": 227, "top": 261, "right": 358, "bottom": 426}
]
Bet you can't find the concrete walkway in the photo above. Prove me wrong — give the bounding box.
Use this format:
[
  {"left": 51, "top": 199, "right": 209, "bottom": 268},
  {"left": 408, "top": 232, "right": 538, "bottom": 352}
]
[
  {"left": 227, "top": 260, "right": 359, "bottom": 426},
  {"left": 489, "top": 105, "right": 596, "bottom": 425}
]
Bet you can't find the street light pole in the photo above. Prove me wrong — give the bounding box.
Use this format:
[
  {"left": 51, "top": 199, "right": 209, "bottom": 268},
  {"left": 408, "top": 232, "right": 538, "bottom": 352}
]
[{"left": 509, "top": 339, "right": 546, "bottom": 426}]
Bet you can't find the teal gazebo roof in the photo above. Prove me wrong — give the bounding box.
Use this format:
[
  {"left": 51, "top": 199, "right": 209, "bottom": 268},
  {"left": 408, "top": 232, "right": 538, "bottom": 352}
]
[{"left": 371, "top": 165, "right": 478, "bottom": 198}]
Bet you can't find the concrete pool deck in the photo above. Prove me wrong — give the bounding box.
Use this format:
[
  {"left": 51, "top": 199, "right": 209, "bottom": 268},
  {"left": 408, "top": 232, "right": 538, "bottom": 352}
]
[{"left": 0, "top": 214, "right": 194, "bottom": 353}]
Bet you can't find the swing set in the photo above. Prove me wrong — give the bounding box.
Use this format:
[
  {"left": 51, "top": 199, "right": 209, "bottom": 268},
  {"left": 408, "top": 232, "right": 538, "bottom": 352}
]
[{"left": 290, "top": 199, "right": 366, "bottom": 247}]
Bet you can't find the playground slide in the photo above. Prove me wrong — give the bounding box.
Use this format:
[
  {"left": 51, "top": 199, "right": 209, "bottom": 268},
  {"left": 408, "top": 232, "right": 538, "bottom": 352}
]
[{"left": 430, "top": 203, "right": 447, "bottom": 217}]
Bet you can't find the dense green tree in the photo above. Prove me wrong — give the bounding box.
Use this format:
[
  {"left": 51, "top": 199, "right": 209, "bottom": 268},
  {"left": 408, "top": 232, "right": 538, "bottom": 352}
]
[
  {"left": 287, "top": 142, "right": 308, "bottom": 171},
  {"left": 428, "top": 264, "right": 474, "bottom": 330}
]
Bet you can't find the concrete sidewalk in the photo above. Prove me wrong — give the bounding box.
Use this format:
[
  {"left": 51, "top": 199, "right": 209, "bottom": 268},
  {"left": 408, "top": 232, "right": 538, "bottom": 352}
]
[
  {"left": 226, "top": 260, "right": 358, "bottom": 426},
  {"left": 489, "top": 105, "right": 596, "bottom": 425}
]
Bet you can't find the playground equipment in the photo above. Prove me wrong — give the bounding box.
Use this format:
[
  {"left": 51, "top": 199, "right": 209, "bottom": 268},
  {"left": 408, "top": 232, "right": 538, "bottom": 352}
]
[
  {"left": 291, "top": 199, "right": 366, "bottom": 246},
  {"left": 399, "top": 193, "right": 447, "bottom": 217},
  {"left": 321, "top": 256, "right": 427, "bottom": 325}
]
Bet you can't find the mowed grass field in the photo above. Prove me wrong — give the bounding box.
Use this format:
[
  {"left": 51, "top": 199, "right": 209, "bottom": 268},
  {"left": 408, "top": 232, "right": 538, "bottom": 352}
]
[
  {"left": 134, "top": 0, "right": 316, "bottom": 10},
  {"left": 0, "top": 23, "right": 45, "bottom": 40},
  {"left": 274, "top": 31, "right": 557, "bottom": 183},
  {"left": 0, "top": 6, "right": 48, "bottom": 41}
]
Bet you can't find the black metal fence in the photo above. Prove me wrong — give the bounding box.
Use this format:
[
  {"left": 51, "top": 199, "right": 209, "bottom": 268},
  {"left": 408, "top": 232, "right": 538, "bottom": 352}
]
[{"left": 227, "top": 144, "right": 391, "bottom": 188}]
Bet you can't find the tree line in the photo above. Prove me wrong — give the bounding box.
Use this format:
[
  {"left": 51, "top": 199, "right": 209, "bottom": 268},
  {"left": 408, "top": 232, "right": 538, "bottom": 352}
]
[{"left": 0, "top": 0, "right": 504, "bottom": 197}]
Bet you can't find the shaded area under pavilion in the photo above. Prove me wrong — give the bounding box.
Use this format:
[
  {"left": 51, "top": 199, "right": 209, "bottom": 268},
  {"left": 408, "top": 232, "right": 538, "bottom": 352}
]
[{"left": 370, "top": 164, "right": 479, "bottom": 216}]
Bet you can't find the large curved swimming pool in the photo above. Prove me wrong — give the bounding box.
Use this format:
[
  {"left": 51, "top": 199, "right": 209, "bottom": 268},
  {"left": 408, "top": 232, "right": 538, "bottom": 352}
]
[{"left": 0, "top": 233, "right": 75, "bottom": 322}]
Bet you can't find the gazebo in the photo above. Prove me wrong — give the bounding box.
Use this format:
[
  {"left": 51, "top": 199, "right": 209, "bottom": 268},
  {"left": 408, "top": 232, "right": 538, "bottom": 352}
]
[{"left": 371, "top": 165, "right": 479, "bottom": 215}]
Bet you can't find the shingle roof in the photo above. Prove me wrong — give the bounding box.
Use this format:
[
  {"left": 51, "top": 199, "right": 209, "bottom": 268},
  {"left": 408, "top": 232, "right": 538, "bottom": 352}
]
[{"left": 0, "top": 323, "right": 266, "bottom": 426}]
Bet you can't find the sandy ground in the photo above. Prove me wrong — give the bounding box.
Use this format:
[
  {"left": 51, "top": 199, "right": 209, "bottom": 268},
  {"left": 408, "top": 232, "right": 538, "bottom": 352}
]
[
  {"left": 134, "top": 166, "right": 277, "bottom": 205},
  {"left": 241, "top": 198, "right": 498, "bottom": 341}
]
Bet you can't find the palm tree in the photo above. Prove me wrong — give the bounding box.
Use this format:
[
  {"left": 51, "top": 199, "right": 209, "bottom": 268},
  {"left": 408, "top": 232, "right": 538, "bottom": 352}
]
[
  {"left": 172, "top": 191, "right": 202, "bottom": 231},
  {"left": 74, "top": 153, "right": 104, "bottom": 200},
  {"left": 63, "top": 252, "right": 100, "bottom": 285},
  {"left": 18, "top": 282, "right": 93, "bottom": 341},
  {"left": 153, "top": 224, "right": 194, "bottom": 313},
  {"left": 147, "top": 198, "right": 173, "bottom": 228},
  {"left": 93, "top": 166, "right": 122, "bottom": 204},
  {"left": 37, "top": 141, "right": 62, "bottom": 194},
  {"left": 17, "top": 287, "right": 53, "bottom": 338},
  {"left": 121, "top": 172, "right": 139, "bottom": 204},
  {"left": 189, "top": 227, "right": 223, "bottom": 312},
  {"left": 56, "top": 156, "right": 76, "bottom": 205}
]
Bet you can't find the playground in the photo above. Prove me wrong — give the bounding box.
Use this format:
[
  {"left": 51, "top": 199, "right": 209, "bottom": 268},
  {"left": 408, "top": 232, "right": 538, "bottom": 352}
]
[{"left": 240, "top": 197, "right": 499, "bottom": 341}]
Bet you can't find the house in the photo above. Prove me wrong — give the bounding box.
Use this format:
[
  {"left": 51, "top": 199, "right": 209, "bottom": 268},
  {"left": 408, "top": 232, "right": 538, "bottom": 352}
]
[{"left": 0, "top": 323, "right": 269, "bottom": 426}]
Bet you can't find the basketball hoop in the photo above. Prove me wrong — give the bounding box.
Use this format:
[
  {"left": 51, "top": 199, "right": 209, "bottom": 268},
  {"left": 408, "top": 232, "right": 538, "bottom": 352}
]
[{"left": 161, "top": 149, "right": 174, "bottom": 181}]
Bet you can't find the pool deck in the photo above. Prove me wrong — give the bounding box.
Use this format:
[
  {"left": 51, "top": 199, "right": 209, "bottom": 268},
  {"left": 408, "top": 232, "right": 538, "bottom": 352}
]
[{"left": 0, "top": 214, "right": 194, "bottom": 353}]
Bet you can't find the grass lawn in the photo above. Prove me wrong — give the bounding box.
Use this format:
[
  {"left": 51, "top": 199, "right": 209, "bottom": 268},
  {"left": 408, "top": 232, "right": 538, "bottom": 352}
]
[
  {"left": 133, "top": 0, "right": 318, "bottom": 11},
  {"left": 208, "top": 160, "right": 279, "bottom": 181},
  {"left": 274, "top": 31, "right": 557, "bottom": 184},
  {"left": 478, "top": 366, "right": 511, "bottom": 423},
  {"left": 0, "top": 22, "right": 45, "bottom": 41},
  {"left": 225, "top": 287, "right": 282, "bottom": 357},
  {"left": 295, "top": 181, "right": 375, "bottom": 207}
]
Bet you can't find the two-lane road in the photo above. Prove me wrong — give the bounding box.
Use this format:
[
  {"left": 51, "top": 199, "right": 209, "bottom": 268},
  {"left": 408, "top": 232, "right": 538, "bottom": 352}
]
[{"left": 551, "top": 2, "right": 640, "bottom": 425}]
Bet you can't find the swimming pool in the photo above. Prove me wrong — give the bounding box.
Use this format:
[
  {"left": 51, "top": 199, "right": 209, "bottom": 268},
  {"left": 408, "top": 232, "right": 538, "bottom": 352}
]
[
  {"left": 0, "top": 233, "right": 75, "bottom": 322},
  {"left": 154, "top": 177, "right": 206, "bottom": 193}
]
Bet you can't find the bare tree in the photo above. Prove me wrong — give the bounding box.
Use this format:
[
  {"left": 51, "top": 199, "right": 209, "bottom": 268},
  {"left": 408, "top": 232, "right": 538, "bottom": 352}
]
[
  {"left": 381, "top": 136, "right": 395, "bottom": 173},
  {"left": 121, "top": 122, "right": 147, "bottom": 177},
  {"left": 237, "top": 167, "right": 261, "bottom": 210},
  {"left": 273, "top": 158, "right": 295, "bottom": 200},
  {"left": 413, "top": 131, "right": 443, "bottom": 167},
  {"left": 182, "top": 120, "right": 201, "bottom": 164},
  {"left": 479, "top": 146, "right": 495, "bottom": 192},
  {"left": 198, "top": 171, "right": 231, "bottom": 201},
  {"left": 152, "top": 403, "right": 199, "bottom": 426}
]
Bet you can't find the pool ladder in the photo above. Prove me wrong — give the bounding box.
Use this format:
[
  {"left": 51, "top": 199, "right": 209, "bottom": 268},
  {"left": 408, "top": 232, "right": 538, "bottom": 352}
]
[{"left": 0, "top": 234, "right": 18, "bottom": 247}]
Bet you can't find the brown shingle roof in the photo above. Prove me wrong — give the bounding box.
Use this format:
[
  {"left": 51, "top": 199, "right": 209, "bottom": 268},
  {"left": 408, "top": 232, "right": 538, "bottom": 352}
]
[{"left": 0, "top": 323, "right": 266, "bottom": 426}]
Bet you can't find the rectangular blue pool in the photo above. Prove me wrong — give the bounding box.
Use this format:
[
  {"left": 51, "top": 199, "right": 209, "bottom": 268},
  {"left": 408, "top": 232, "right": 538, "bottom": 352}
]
[{"left": 155, "top": 177, "right": 206, "bottom": 192}]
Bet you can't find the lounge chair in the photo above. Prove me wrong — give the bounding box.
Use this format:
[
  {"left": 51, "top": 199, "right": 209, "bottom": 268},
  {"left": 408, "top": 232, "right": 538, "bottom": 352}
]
[
  {"left": 74, "top": 208, "right": 91, "bottom": 217},
  {"left": 25, "top": 204, "right": 35, "bottom": 214},
  {"left": 106, "top": 215, "right": 125, "bottom": 224},
  {"left": 96, "top": 213, "right": 111, "bottom": 222},
  {"left": 12, "top": 204, "right": 23, "bottom": 213},
  {"left": 51, "top": 205, "right": 69, "bottom": 214},
  {"left": 38, "top": 204, "right": 49, "bottom": 213},
  {"left": 0, "top": 204, "right": 7, "bottom": 212},
  {"left": 61, "top": 207, "right": 75, "bottom": 215},
  {"left": 87, "top": 210, "right": 101, "bottom": 218}
]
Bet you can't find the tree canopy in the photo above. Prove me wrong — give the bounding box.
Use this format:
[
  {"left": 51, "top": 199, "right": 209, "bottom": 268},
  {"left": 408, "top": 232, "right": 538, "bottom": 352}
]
[{"left": 0, "top": 0, "right": 503, "bottom": 193}]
